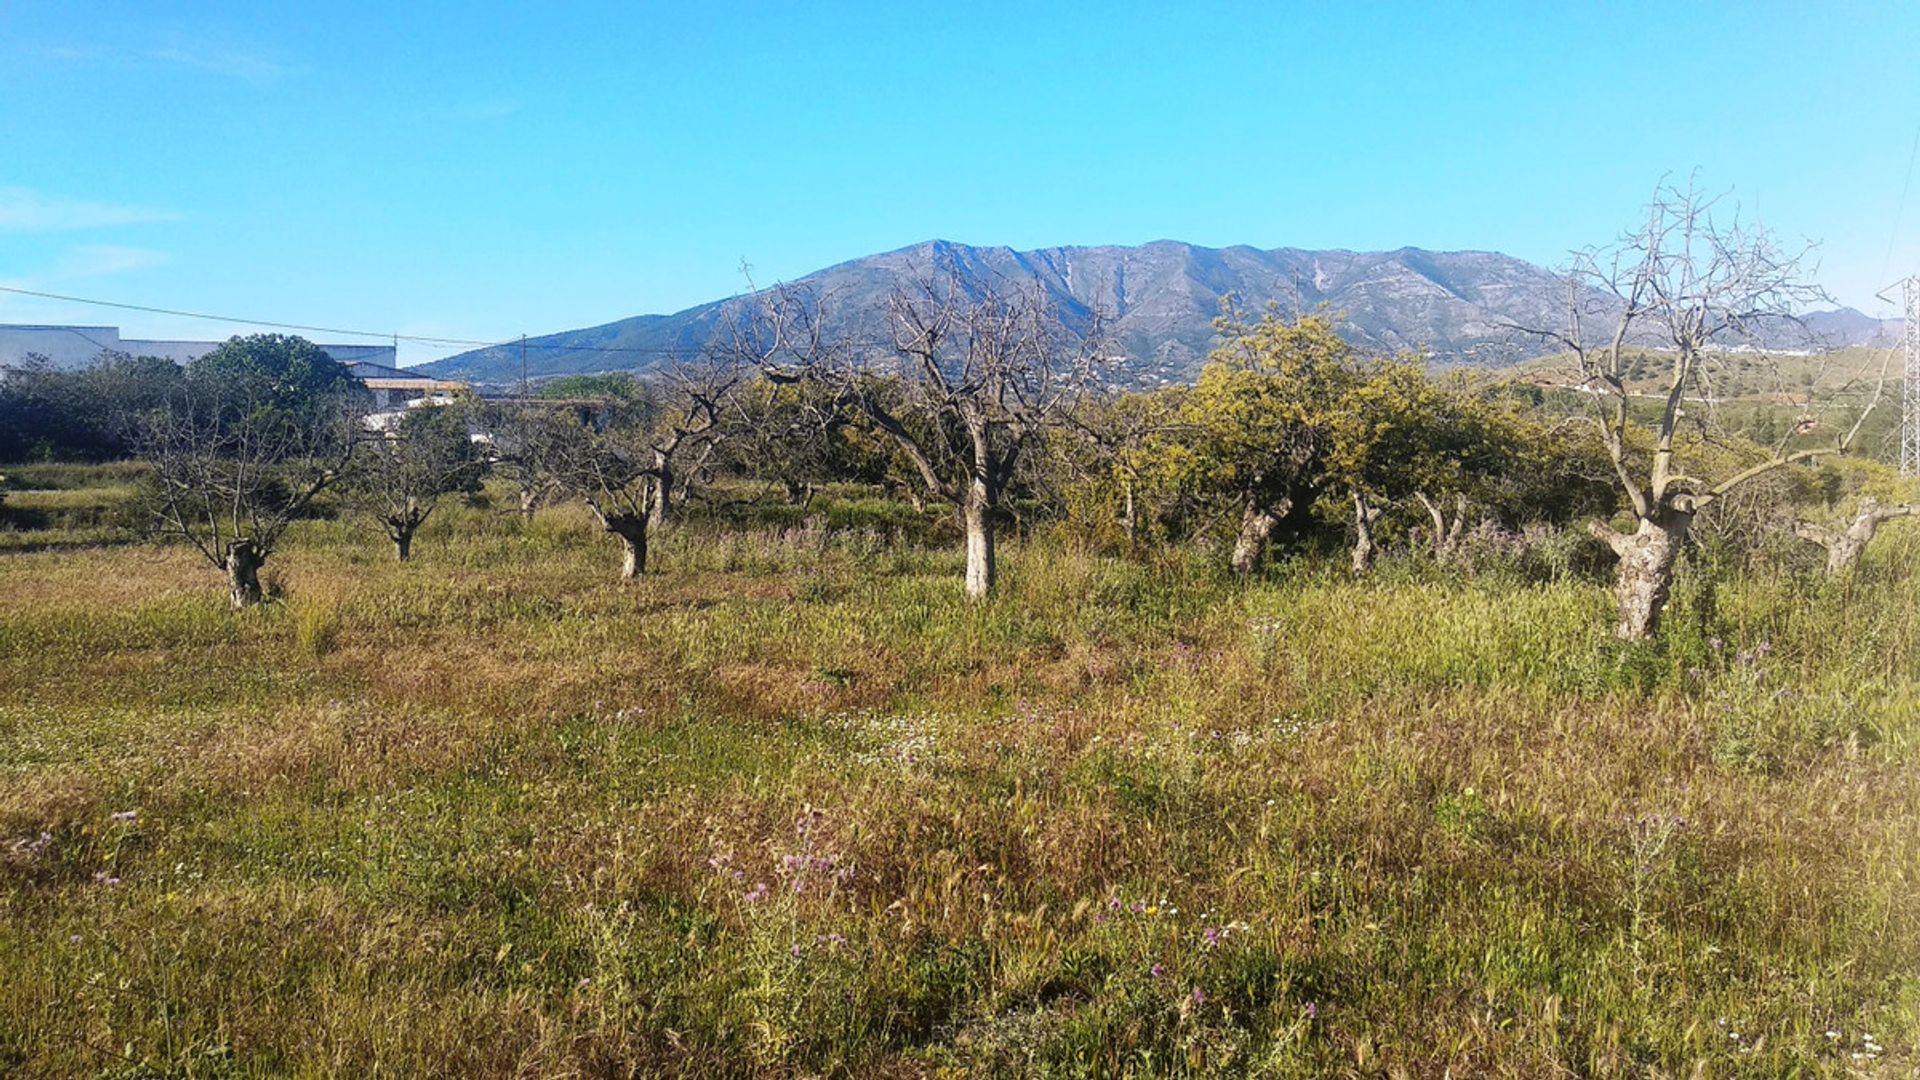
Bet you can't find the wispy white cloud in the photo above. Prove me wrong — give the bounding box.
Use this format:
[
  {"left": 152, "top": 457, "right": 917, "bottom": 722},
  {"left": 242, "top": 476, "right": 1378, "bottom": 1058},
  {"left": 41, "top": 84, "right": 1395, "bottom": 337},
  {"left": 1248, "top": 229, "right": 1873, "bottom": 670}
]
[
  {"left": 27, "top": 30, "right": 296, "bottom": 84},
  {"left": 146, "top": 44, "right": 290, "bottom": 83},
  {"left": 0, "top": 187, "right": 184, "bottom": 232}
]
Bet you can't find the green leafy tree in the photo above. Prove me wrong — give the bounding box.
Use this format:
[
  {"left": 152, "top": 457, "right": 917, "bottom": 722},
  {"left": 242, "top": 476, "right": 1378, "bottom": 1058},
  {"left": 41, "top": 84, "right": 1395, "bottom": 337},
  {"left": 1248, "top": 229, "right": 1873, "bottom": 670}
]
[
  {"left": 186, "top": 334, "right": 361, "bottom": 419},
  {"left": 0, "top": 353, "right": 185, "bottom": 461},
  {"left": 1167, "top": 308, "right": 1359, "bottom": 576}
]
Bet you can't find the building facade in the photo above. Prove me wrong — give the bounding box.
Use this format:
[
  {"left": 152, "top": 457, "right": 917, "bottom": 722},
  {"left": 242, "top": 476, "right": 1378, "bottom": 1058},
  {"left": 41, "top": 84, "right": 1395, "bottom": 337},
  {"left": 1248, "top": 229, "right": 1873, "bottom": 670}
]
[{"left": 0, "top": 324, "right": 400, "bottom": 373}]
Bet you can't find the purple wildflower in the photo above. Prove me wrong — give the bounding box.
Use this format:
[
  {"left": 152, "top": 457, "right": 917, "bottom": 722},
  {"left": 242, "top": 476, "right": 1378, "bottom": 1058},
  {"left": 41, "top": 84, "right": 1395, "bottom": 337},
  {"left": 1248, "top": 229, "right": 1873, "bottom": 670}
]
[
  {"left": 743, "top": 881, "right": 768, "bottom": 904},
  {"left": 1148, "top": 963, "right": 1164, "bottom": 979}
]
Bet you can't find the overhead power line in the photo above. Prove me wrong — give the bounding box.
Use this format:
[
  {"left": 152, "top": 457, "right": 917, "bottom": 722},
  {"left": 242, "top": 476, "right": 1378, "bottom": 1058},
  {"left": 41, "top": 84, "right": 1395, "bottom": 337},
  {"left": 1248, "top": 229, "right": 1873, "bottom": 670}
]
[{"left": 0, "top": 283, "right": 802, "bottom": 358}]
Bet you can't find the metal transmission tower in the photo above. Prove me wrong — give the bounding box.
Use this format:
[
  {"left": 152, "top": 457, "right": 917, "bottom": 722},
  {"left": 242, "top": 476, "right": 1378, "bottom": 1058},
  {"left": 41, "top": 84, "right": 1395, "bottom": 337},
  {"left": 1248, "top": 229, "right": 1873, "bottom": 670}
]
[{"left": 1904, "top": 277, "right": 1920, "bottom": 476}]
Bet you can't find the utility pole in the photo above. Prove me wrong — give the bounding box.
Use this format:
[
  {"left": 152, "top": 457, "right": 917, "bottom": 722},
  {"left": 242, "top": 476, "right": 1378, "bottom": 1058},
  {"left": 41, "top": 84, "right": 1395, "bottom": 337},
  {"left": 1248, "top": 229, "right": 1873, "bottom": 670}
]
[
  {"left": 520, "top": 334, "right": 529, "bottom": 401},
  {"left": 1903, "top": 278, "right": 1920, "bottom": 476}
]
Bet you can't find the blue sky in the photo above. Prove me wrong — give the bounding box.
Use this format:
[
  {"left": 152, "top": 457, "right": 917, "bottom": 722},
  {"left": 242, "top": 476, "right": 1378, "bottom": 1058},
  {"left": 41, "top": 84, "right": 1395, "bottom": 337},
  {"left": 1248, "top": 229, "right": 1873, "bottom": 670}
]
[{"left": 2, "top": 1, "right": 1917, "bottom": 365}]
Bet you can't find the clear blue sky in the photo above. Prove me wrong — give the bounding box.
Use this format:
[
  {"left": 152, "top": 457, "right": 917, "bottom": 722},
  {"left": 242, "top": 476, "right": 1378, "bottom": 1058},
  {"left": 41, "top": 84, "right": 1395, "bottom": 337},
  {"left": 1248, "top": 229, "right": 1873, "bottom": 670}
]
[{"left": 3, "top": 1, "right": 1917, "bottom": 365}]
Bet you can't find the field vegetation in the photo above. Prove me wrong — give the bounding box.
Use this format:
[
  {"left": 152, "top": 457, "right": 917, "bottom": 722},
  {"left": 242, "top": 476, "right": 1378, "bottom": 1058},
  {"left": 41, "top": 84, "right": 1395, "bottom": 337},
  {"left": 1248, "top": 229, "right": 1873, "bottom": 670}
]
[
  {"left": 1, "top": 466, "right": 1917, "bottom": 1077},
  {"left": 3, "top": 187, "right": 1918, "bottom": 1077}
]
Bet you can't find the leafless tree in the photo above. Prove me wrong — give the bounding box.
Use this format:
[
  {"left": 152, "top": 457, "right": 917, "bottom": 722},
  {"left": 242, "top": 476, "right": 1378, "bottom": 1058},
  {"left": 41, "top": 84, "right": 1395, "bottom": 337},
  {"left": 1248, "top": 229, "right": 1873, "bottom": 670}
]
[
  {"left": 480, "top": 402, "right": 564, "bottom": 520},
  {"left": 1794, "top": 497, "right": 1920, "bottom": 575},
  {"left": 531, "top": 359, "right": 740, "bottom": 579},
  {"left": 346, "top": 406, "right": 486, "bottom": 561},
  {"left": 740, "top": 275, "right": 1106, "bottom": 598},
  {"left": 137, "top": 394, "right": 358, "bottom": 607},
  {"left": 1524, "top": 179, "right": 1885, "bottom": 638}
]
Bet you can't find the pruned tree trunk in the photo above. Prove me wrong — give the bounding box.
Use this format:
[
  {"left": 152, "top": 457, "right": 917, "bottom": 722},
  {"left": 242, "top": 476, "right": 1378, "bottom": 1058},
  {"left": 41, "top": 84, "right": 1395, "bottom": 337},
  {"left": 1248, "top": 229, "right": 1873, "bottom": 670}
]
[
  {"left": 385, "top": 505, "right": 425, "bottom": 562},
  {"left": 598, "top": 513, "right": 650, "bottom": 579},
  {"left": 651, "top": 451, "right": 673, "bottom": 527},
  {"left": 1416, "top": 491, "right": 1469, "bottom": 559},
  {"left": 1590, "top": 512, "right": 1692, "bottom": 640},
  {"left": 963, "top": 479, "right": 995, "bottom": 600},
  {"left": 517, "top": 482, "right": 547, "bottom": 521},
  {"left": 225, "top": 539, "right": 265, "bottom": 609},
  {"left": 1793, "top": 498, "right": 1920, "bottom": 575},
  {"left": 1230, "top": 497, "right": 1290, "bottom": 577},
  {"left": 1350, "top": 490, "right": 1384, "bottom": 576}
]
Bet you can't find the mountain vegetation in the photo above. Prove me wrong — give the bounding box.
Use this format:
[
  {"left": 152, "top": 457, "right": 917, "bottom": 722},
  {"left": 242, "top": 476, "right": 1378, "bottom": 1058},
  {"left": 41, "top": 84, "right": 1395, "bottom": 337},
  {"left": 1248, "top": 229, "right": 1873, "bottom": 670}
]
[{"left": 417, "top": 239, "right": 1897, "bottom": 386}]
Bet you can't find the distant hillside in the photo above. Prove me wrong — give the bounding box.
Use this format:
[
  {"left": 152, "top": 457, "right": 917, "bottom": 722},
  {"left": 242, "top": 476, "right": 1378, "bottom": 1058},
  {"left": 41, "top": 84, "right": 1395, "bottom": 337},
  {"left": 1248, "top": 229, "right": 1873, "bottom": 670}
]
[{"left": 418, "top": 240, "right": 1895, "bottom": 385}]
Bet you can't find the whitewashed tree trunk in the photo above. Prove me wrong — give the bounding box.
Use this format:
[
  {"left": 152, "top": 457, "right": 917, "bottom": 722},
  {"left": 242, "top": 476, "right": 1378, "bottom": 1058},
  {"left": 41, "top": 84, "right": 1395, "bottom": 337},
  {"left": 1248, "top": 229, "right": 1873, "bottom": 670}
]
[
  {"left": 963, "top": 479, "right": 995, "bottom": 600},
  {"left": 650, "top": 451, "right": 672, "bottom": 527},
  {"left": 1590, "top": 513, "right": 1692, "bottom": 640},
  {"left": 1417, "top": 491, "right": 1468, "bottom": 558}
]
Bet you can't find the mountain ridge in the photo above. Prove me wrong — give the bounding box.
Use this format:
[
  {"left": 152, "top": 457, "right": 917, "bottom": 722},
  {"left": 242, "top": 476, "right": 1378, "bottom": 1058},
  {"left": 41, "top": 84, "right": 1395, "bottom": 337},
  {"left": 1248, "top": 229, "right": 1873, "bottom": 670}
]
[{"left": 418, "top": 239, "right": 1897, "bottom": 385}]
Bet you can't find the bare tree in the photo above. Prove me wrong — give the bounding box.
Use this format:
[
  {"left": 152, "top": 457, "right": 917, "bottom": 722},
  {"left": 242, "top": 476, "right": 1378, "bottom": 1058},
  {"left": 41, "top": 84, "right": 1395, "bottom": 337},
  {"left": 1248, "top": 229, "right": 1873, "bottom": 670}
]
[
  {"left": 138, "top": 395, "right": 358, "bottom": 607},
  {"left": 531, "top": 360, "right": 739, "bottom": 580},
  {"left": 480, "top": 401, "right": 563, "bottom": 520},
  {"left": 1526, "top": 180, "right": 1883, "bottom": 638},
  {"left": 1794, "top": 497, "right": 1920, "bottom": 575},
  {"left": 347, "top": 405, "right": 486, "bottom": 561},
  {"left": 742, "top": 275, "right": 1105, "bottom": 598}
]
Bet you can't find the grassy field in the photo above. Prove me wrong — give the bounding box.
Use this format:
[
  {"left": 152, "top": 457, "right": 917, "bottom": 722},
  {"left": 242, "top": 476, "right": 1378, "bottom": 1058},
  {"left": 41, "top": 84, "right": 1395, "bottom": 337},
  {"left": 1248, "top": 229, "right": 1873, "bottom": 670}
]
[{"left": 1, "top": 467, "right": 1917, "bottom": 1077}]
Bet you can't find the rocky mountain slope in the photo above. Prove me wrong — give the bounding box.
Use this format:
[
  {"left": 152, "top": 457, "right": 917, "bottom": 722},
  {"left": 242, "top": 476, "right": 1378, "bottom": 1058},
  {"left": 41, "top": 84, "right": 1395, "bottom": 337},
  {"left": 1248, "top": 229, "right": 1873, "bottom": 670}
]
[{"left": 418, "top": 240, "right": 1894, "bottom": 384}]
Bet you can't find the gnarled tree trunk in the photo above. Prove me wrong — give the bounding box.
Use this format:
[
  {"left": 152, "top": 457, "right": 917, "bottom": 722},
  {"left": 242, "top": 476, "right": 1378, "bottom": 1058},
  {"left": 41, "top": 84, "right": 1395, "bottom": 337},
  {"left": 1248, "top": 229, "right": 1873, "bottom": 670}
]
[
  {"left": 1230, "top": 497, "right": 1290, "bottom": 577},
  {"left": 1350, "top": 490, "right": 1384, "bottom": 576},
  {"left": 225, "top": 539, "right": 266, "bottom": 609},
  {"left": 650, "top": 451, "right": 673, "bottom": 528},
  {"left": 517, "top": 481, "right": 552, "bottom": 521},
  {"left": 385, "top": 503, "right": 426, "bottom": 562},
  {"left": 1793, "top": 498, "right": 1919, "bottom": 575},
  {"left": 1416, "top": 491, "right": 1469, "bottom": 559},
  {"left": 962, "top": 479, "right": 995, "bottom": 600},
  {"left": 598, "top": 512, "right": 650, "bottom": 579},
  {"left": 1590, "top": 512, "right": 1692, "bottom": 640}
]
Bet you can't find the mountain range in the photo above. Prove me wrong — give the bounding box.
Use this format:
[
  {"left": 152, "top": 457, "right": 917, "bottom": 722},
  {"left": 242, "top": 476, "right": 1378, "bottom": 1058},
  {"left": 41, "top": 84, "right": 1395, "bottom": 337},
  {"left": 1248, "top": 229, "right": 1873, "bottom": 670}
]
[{"left": 416, "top": 240, "right": 1898, "bottom": 385}]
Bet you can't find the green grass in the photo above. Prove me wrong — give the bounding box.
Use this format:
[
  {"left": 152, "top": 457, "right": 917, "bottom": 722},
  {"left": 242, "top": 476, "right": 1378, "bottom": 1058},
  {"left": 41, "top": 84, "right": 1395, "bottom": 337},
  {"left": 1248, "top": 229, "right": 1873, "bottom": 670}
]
[{"left": 1, "top": 470, "right": 1916, "bottom": 1076}]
